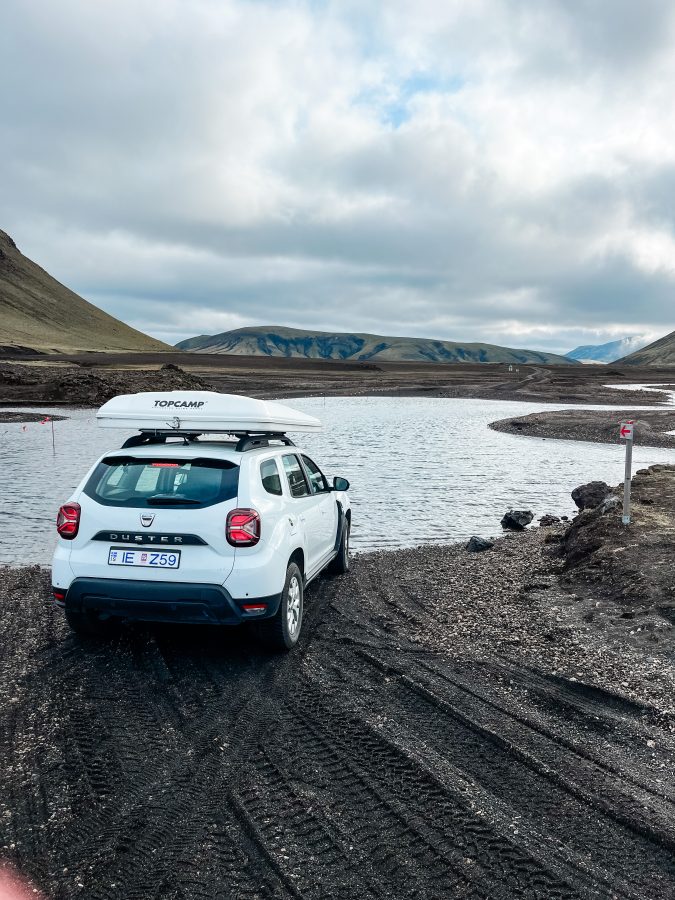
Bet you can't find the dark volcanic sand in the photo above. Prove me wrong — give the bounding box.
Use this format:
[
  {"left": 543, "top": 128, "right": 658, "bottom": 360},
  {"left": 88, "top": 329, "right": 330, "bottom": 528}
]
[
  {"left": 3, "top": 477, "right": 675, "bottom": 898},
  {"left": 0, "top": 411, "right": 67, "bottom": 424},
  {"left": 1, "top": 352, "right": 674, "bottom": 406},
  {"left": 490, "top": 408, "right": 675, "bottom": 448}
]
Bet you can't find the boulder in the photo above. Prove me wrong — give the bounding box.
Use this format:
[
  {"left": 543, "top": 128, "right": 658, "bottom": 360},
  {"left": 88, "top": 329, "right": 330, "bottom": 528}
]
[
  {"left": 466, "top": 535, "right": 494, "bottom": 553},
  {"left": 539, "top": 514, "right": 561, "bottom": 526},
  {"left": 571, "top": 481, "right": 612, "bottom": 510},
  {"left": 501, "top": 510, "right": 534, "bottom": 530}
]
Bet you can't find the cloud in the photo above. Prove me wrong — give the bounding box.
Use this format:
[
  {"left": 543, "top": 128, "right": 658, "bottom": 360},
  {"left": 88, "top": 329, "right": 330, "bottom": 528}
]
[{"left": 1, "top": 0, "right": 674, "bottom": 352}]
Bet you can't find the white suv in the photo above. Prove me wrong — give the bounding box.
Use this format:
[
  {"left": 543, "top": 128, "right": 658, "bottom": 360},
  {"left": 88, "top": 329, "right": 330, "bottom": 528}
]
[{"left": 51, "top": 393, "right": 351, "bottom": 651}]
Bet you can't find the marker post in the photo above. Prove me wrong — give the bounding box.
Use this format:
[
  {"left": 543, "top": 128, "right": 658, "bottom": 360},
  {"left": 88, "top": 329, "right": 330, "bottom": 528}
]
[{"left": 620, "top": 421, "right": 634, "bottom": 525}]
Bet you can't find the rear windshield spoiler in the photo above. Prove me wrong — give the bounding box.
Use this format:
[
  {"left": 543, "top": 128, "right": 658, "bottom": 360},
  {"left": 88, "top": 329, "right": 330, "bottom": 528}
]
[{"left": 101, "top": 456, "right": 238, "bottom": 469}]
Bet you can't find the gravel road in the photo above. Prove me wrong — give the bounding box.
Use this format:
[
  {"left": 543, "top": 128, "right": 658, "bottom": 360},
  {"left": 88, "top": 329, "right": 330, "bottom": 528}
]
[{"left": 2, "top": 524, "right": 675, "bottom": 899}]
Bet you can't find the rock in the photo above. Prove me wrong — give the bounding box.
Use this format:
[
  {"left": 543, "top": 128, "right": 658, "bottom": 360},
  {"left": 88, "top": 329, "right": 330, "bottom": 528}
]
[
  {"left": 571, "top": 481, "right": 612, "bottom": 510},
  {"left": 539, "top": 514, "right": 561, "bottom": 526},
  {"left": 599, "top": 496, "right": 620, "bottom": 514},
  {"left": 501, "top": 510, "right": 534, "bottom": 530},
  {"left": 466, "top": 536, "right": 494, "bottom": 553}
]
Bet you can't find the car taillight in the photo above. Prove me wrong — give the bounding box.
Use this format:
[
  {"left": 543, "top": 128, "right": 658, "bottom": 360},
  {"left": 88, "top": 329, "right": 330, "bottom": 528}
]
[
  {"left": 226, "top": 508, "right": 261, "bottom": 546},
  {"left": 56, "top": 503, "right": 81, "bottom": 539}
]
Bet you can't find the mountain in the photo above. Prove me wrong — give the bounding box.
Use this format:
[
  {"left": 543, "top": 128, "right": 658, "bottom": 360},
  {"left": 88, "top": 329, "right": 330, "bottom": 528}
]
[
  {"left": 566, "top": 336, "right": 650, "bottom": 364},
  {"left": 617, "top": 330, "right": 675, "bottom": 366},
  {"left": 176, "top": 326, "right": 577, "bottom": 365},
  {"left": 0, "top": 229, "right": 169, "bottom": 353}
]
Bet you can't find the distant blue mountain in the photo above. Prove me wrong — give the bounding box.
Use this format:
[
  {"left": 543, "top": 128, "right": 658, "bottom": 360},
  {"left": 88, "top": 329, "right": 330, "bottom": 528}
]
[{"left": 566, "top": 336, "right": 649, "bottom": 364}]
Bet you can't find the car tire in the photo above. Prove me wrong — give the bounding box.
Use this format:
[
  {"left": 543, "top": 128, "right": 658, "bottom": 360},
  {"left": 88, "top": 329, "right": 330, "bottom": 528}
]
[
  {"left": 257, "top": 562, "right": 303, "bottom": 652},
  {"left": 65, "top": 607, "right": 116, "bottom": 637},
  {"left": 327, "top": 521, "right": 350, "bottom": 575}
]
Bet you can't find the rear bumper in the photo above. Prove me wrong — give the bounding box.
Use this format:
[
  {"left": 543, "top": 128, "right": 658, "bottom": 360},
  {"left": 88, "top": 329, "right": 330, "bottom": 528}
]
[{"left": 58, "top": 577, "right": 282, "bottom": 625}]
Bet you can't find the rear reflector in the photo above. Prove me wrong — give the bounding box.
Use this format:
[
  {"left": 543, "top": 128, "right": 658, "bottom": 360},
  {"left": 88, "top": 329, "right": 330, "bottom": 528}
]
[
  {"left": 56, "top": 503, "right": 81, "bottom": 539},
  {"left": 226, "top": 508, "right": 261, "bottom": 546},
  {"left": 53, "top": 589, "right": 66, "bottom": 602},
  {"left": 242, "top": 603, "right": 267, "bottom": 613}
]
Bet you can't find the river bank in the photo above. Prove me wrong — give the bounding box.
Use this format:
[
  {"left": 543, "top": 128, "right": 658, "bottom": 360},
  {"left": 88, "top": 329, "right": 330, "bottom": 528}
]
[
  {"left": 490, "top": 408, "right": 675, "bottom": 448},
  {"left": 2, "top": 465, "right": 675, "bottom": 898},
  {"left": 2, "top": 354, "right": 675, "bottom": 407}
]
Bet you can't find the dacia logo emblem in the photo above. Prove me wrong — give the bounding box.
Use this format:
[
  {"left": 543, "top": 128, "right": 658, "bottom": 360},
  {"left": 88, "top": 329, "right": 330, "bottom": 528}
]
[{"left": 140, "top": 514, "right": 155, "bottom": 528}]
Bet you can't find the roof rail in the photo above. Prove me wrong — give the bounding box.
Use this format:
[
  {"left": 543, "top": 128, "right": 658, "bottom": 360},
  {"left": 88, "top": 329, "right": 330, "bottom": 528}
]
[{"left": 235, "top": 433, "right": 296, "bottom": 452}]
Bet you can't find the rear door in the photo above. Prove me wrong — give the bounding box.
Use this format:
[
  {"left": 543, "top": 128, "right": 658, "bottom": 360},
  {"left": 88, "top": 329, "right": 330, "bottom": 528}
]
[
  {"left": 281, "top": 453, "right": 325, "bottom": 575},
  {"left": 69, "top": 454, "right": 239, "bottom": 585},
  {"left": 300, "top": 454, "right": 338, "bottom": 563}
]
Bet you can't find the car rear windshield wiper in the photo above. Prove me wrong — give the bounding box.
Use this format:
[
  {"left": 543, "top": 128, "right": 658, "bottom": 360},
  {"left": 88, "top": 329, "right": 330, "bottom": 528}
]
[{"left": 146, "top": 497, "right": 202, "bottom": 505}]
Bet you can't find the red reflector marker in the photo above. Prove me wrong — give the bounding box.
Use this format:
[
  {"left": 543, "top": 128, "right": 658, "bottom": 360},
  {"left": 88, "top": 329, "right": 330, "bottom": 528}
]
[
  {"left": 242, "top": 603, "right": 267, "bottom": 613},
  {"left": 53, "top": 590, "right": 66, "bottom": 602},
  {"left": 56, "top": 503, "right": 81, "bottom": 539},
  {"left": 226, "top": 509, "right": 261, "bottom": 547}
]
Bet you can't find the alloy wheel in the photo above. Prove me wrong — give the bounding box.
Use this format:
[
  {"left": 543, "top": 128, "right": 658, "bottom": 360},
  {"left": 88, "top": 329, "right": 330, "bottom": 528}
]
[{"left": 287, "top": 575, "right": 301, "bottom": 636}]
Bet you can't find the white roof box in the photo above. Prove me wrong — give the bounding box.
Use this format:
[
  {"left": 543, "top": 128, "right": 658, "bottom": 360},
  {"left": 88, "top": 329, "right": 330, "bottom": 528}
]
[{"left": 96, "top": 391, "right": 321, "bottom": 433}]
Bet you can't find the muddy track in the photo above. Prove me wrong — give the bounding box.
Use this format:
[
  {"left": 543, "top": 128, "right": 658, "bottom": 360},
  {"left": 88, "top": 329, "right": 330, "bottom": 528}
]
[{"left": 1, "top": 559, "right": 675, "bottom": 899}]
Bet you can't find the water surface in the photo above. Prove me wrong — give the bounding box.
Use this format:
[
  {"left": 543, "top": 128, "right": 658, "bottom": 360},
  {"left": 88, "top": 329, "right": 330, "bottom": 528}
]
[{"left": 2, "top": 396, "right": 675, "bottom": 564}]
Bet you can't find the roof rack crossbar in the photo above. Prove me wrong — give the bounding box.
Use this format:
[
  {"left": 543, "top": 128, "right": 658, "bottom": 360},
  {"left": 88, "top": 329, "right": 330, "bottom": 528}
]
[
  {"left": 235, "top": 433, "right": 295, "bottom": 452},
  {"left": 121, "top": 432, "right": 202, "bottom": 448},
  {"left": 120, "top": 431, "right": 295, "bottom": 451}
]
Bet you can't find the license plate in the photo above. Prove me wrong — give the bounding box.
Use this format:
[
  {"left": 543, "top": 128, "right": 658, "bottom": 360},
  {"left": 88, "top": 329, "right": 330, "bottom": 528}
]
[{"left": 108, "top": 548, "right": 181, "bottom": 569}]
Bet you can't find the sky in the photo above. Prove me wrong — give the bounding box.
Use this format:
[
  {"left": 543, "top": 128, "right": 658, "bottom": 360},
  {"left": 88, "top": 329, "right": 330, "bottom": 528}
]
[{"left": 1, "top": 0, "right": 674, "bottom": 353}]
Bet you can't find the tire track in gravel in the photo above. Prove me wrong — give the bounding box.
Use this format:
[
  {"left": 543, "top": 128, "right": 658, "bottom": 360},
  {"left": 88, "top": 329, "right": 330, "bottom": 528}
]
[
  {"left": 2, "top": 609, "right": 294, "bottom": 897},
  {"left": 320, "top": 646, "right": 675, "bottom": 897},
  {"left": 273, "top": 676, "right": 582, "bottom": 899},
  {"left": 416, "top": 656, "right": 675, "bottom": 804},
  {"left": 42, "top": 577, "right": 341, "bottom": 899},
  {"left": 3, "top": 563, "right": 675, "bottom": 899},
  {"left": 49, "top": 640, "right": 299, "bottom": 898}
]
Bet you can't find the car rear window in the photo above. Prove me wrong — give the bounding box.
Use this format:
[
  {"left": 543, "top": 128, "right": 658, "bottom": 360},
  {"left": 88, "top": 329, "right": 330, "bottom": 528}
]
[
  {"left": 282, "top": 454, "right": 310, "bottom": 498},
  {"left": 84, "top": 456, "right": 239, "bottom": 509},
  {"left": 260, "top": 458, "right": 282, "bottom": 495}
]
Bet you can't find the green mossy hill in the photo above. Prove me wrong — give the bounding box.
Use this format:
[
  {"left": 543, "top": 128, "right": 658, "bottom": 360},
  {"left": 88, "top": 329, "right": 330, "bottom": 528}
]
[
  {"left": 618, "top": 329, "right": 675, "bottom": 366},
  {"left": 176, "top": 325, "right": 577, "bottom": 365},
  {"left": 0, "top": 229, "right": 169, "bottom": 354}
]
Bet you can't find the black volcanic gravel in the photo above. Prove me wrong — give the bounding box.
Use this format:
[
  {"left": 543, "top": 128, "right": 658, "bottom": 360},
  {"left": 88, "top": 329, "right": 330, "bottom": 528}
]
[{"left": 2, "top": 499, "right": 675, "bottom": 898}]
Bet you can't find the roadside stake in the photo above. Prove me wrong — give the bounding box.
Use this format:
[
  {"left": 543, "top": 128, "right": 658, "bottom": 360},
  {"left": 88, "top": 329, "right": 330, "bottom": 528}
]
[
  {"left": 40, "top": 415, "right": 56, "bottom": 453},
  {"left": 620, "top": 420, "right": 634, "bottom": 525}
]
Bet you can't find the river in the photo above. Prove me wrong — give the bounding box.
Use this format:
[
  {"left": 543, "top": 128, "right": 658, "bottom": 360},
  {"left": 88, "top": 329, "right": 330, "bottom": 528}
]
[{"left": 2, "top": 395, "right": 675, "bottom": 564}]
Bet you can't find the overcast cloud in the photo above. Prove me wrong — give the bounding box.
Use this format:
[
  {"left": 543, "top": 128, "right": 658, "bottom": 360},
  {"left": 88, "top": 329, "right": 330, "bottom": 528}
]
[{"left": 1, "top": 0, "right": 674, "bottom": 351}]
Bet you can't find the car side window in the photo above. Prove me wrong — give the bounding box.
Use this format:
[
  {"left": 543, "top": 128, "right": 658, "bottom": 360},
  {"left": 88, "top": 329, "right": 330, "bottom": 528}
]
[
  {"left": 260, "top": 458, "right": 282, "bottom": 495},
  {"left": 282, "top": 454, "right": 310, "bottom": 498},
  {"left": 302, "top": 455, "right": 328, "bottom": 494}
]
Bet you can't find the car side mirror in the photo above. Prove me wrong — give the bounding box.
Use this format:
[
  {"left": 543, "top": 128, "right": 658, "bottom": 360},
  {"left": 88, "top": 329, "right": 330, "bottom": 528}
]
[{"left": 332, "top": 476, "right": 350, "bottom": 492}]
